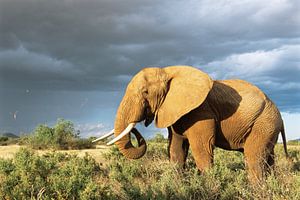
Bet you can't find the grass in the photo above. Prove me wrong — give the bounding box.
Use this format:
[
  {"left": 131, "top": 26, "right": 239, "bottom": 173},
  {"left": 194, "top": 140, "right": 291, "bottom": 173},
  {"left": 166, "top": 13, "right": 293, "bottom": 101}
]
[
  {"left": 0, "top": 144, "right": 110, "bottom": 163},
  {"left": 0, "top": 141, "right": 299, "bottom": 200}
]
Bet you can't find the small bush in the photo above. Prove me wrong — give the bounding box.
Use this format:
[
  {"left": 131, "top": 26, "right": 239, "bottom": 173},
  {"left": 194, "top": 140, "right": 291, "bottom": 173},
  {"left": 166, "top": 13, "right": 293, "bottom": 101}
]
[
  {"left": 66, "top": 138, "right": 95, "bottom": 150},
  {"left": 27, "top": 124, "right": 55, "bottom": 149},
  {"left": 288, "top": 140, "right": 300, "bottom": 145},
  {"left": 102, "top": 142, "right": 300, "bottom": 200},
  {"left": 26, "top": 119, "right": 93, "bottom": 150},
  {"left": 0, "top": 137, "right": 20, "bottom": 146},
  {"left": 150, "top": 133, "right": 167, "bottom": 143},
  {"left": 0, "top": 148, "right": 109, "bottom": 199},
  {"left": 0, "top": 136, "right": 8, "bottom": 142},
  {"left": 0, "top": 142, "right": 299, "bottom": 199}
]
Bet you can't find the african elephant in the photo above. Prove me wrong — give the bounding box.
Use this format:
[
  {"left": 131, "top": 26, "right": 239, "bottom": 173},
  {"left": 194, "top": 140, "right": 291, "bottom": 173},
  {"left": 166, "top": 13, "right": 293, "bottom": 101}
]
[{"left": 94, "top": 65, "right": 288, "bottom": 183}]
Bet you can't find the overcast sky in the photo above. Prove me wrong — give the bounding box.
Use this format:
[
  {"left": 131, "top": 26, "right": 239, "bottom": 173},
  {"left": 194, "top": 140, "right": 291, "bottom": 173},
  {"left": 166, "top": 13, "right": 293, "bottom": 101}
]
[{"left": 0, "top": 0, "right": 299, "bottom": 140}]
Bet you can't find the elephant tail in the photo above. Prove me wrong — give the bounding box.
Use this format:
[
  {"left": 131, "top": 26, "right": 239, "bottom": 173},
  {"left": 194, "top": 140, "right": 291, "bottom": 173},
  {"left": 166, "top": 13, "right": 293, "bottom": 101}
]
[{"left": 281, "top": 122, "right": 289, "bottom": 158}]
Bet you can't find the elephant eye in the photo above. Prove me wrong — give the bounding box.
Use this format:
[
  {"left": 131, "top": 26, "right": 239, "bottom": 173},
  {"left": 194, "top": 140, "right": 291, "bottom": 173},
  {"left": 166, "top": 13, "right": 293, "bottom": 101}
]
[{"left": 142, "top": 90, "right": 148, "bottom": 97}]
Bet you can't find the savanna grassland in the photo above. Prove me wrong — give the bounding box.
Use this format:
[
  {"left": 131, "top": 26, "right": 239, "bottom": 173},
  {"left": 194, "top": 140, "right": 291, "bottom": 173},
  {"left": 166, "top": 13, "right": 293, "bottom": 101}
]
[{"left": 0, "top": 138, "right": 300, "bottom": 200}]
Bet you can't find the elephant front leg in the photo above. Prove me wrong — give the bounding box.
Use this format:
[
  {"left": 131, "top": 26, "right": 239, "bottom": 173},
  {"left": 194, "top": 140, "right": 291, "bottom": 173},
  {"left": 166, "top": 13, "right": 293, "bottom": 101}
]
[
  {"left": 186, "top": 119, "right": 215, "bottom": 172},
  {"left": 168, "top": 127, "right": 189, "bottom": 168}
]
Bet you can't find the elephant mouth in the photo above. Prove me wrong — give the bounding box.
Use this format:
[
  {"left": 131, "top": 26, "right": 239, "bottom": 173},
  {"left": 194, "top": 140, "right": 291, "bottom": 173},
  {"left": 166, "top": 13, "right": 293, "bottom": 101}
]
[
  {"left": 144, "top": 114, "right": 154, "bottom": 127},
  {"left": 143, "top": 105, "right": 154, "bottom": 127}
]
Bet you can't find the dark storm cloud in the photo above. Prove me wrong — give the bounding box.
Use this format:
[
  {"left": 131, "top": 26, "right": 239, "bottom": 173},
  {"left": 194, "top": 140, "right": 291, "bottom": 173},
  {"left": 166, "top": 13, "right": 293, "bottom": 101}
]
[
  {"left": 0, "top": 0, "right": 300, "bottom": 136},
  {"left": 1, "top": 0, "right": 299, "bottom": 91}
]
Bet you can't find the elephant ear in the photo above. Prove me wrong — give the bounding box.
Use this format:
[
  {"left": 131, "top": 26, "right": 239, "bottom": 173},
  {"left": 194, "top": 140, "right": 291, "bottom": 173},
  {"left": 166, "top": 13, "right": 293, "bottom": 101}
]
[{"left": 155, "top": 66, "right": 213, "bottom": 128}]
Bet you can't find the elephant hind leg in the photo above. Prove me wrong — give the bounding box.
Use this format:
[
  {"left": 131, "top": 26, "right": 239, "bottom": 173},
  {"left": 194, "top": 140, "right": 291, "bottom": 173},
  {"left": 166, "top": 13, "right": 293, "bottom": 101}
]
[
  {"left": 244, "top": 130, "right": 278, "bottom": 184},
  {"left": 244, "top": 144, "right": 267, "bottom": 183},
  {"left": 244, "top": 105, "right": 281, "bottom": 184},
  {"left": 245, "top": 150, "right": 263, "bottom": 183},
  {"left": 245, "top": 144, "right": 276, "bottom": 183},
  {"left": 266, "top": 148, "right": 275, "bottom": 173},
  {"left": 265, "top": 134, "right": 278, "bottom": 174}
]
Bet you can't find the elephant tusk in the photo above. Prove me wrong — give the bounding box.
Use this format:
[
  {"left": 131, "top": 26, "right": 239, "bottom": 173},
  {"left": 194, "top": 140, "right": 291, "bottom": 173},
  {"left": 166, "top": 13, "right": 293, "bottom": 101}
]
[
  {"left": 107, "top": 123, "right": 136, "bottom": 145},
  {"left": 92, "top": 129, "right": 115, "bottom": 143}
]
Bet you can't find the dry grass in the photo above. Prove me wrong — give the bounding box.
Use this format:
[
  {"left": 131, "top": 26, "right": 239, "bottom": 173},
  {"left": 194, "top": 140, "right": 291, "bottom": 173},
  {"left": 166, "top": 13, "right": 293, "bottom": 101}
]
[
  {"left": 0, "top": 142, "right": 299, "bottom": 199},
  {"left": 0, "top": 145, "right": 21, "bottom": 159},
  {"left": 0, "top": 144, "right": 110, "bottom": 163},
  {"left": 288, "top": 145, "right": 300, "bottom": 150},
  {"left": 1, "top": 144, "right": 297, "bottom": 161}
]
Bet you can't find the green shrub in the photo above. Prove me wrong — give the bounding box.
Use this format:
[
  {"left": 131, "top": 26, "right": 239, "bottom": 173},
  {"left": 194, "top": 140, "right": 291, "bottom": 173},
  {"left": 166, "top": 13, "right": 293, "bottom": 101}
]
[
  {"left": 26, "top": 119, "right": 92, "bottom": 150},
  {"left": 0, "top": 137, "right": 9, "bottom": 146},
  {"left": 53, "top": 119, "right": 79, "bottom": 148},
  {"left": 28, "top": 124, "right": 55, "bottom": 149},
  {"left": 0, "top": 142, "right": 299, "bottom": 199},
  {"left": 102, "top": 142, "right": 300, "bottom": 200},
  {"left": 0, "top": 136, "right": 20, "bottom": 146},
  {"left": 151, "top": 133, "right": 167, "bottom": 143},
  {"left": 66, "top": 138, "right": 95, "bottom": 150},
  {"left": 0, "top": 148, "right": 110, "bottom": 199},
  {"left": 0, "top": 136, "right": 8, "bottom": 142},
  {"left": 288, "top": 140, "right": 300, "bottom": 145}
]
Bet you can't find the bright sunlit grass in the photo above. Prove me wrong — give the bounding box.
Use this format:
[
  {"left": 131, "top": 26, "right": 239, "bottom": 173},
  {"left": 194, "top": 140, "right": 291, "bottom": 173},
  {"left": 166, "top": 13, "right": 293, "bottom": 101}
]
[{"left": 0, "top": 140, "right": 299, "bottom": 199}]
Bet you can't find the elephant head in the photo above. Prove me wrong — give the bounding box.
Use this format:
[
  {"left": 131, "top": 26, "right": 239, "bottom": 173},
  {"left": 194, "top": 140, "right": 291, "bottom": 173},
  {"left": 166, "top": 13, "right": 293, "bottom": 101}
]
[{"left": 104, "top": 66, "right": 213, "bottom": 159}]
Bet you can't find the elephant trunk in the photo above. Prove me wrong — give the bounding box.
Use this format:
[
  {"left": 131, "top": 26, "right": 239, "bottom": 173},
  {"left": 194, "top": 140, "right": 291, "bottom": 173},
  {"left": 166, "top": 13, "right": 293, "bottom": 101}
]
[{"left": 114, "top": 95, "right": 147, "bottom": 159}]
